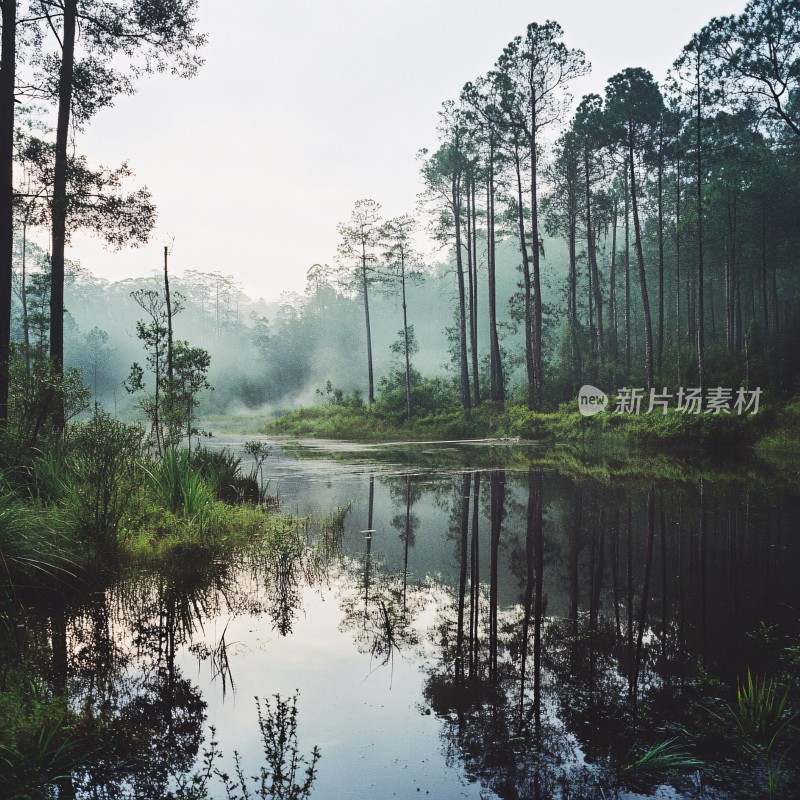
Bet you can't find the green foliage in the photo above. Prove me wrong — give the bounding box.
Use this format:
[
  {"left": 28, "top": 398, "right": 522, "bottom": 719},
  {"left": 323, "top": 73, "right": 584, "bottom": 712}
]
[
  {"left": 315, "top": 381, "right": 364, "bottom": 409},
  {"left": 727, "top": 670, "right": 798, "bottom": 799},
  {"left": 125, "top": 287, "right": 212, "bottom": 455},
  {"left": 0, "top": 482, "right": 77, "bottom": 586},
  {"left": 267, "top": 392, "right": 790, "bottom": 455},
  {"left": 622, "top": 738, "right": 701, "bottom": 773},
  {"left": 243, "top": 440, "right": 272, "bottom": 503},
  {"left": 191, "top": 447, "right": 260, "bottom": 504},
  {"left": 171, "top": 340, "right": 213, "bottom": 448},
  {"left": 729, "top": 671, "right": 797, "bottom": 755},
  {"left": 145, "top": 448, "right": 215, "bottom": 528},
  {"left": 4, "top": 354, "right": 90, "bottom": 459},
  {"left": 376, "top": 371, "right": 459, "bottom": 422},
  {"left": 0, "top": 680, "right": 85, "bottom": 800},
  {"left": 66, "top": 407, "right": 144, "bottom": 556},
  {"left": 29, "top": 447, "right": 70, "bottom": 504}
]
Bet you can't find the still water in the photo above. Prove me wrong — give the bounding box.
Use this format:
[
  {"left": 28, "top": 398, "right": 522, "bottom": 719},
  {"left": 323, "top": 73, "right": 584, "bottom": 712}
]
[{"left": 9, "top": 438, "right": 800, "bottom": 798}]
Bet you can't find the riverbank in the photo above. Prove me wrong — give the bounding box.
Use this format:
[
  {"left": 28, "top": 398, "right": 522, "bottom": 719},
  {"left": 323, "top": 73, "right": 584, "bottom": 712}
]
[
  {"left": 0, "top": 415, "right": 314, "bottom": 594},
  {"left": 261, "top": 397, "right": 800, "bottom": 452}
]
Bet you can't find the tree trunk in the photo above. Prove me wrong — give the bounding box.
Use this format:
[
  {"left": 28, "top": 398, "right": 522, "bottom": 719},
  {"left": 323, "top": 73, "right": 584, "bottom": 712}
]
[
  {"left": 401, "top": 253, "right": 412, "bottom": 419},
  {"left": 608, "top": 193, "right": 618, "bottom": 359},
  {"left": 529, "top": 128, "right": 543, "bottom": 410},
  {"left": 760, "top": 191, "right": 769, "bottom": 336},
  {"left": 50, "top": 0, "right": 78, "bottom": 425},
  {"left": 696, "top": 55, "right": 705, "bottom": 394},
  {"left": 628, "top": 123, "right": 655, "bottom": 390},
  {"left": 470, "top": 177, "right": 480, "bottom": 404},
  {"left": 0, "top": 0, "right": 16, "bottom": 422},
  {"left": 465, "top": 176, "right": 480, "bottom": 405},
  {"left": 513, "top": 146, "right": 535, "bottom": 410},
  {"left": 361, "top": 252, "right": 375, "bottom": 404},
  {"left": 675, "top": 137, "right": 682, "bottom": 381},
  {"left": 486, "top": 140, "right": 504, "bottom": 405},
  {"left": 624, "top": 165, "right": 631, "bottom": 374},
  {"left": 657, "top": 118, "right": 665, "bottom": 377},
  {"left": 164, "top": 246, "right": 174, "bottom": 384},
  {"left": 585, "top": 148, "right": 603, "bottom": 363},
  {"left": 453, "top": 173, "right": 471, "bottom": 411},
  {"left": 568, "top": 205, "right": 581, "bottom": 378}
]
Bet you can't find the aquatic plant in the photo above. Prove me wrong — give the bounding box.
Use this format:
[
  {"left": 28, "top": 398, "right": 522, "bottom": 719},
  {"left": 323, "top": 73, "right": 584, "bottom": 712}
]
[
  {"left": 192, "top": 446, "right": 263, "bottom": 504},
  {"left": 147, "top": 447, "right": 189, "bottom": 513},
  {"left": 728, "top": 670, "right": 798, "bottom": 799},
  {"left": 621, "top": 737, "right": 701, "bottom": 773},
  {"left": 243, "top": 440, "right": 271, "bottom": 501},
  {"left": 193, "top": 447, "right": 242, "bottom": 502}
]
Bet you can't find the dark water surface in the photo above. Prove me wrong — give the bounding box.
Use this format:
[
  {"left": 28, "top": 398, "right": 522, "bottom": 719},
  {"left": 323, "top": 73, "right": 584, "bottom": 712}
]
[{"left": 8, "top": 438, "right": 800, "bottom": 798}]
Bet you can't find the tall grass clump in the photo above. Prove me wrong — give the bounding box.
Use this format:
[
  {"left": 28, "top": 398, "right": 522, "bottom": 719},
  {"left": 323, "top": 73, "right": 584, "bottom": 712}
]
[
  {"left": 140, "top": 448, "right": 224, "bottom": 543},
  {"left": 148, "top": 447, "right": 190, "bottom": 514},
  {"left": 0, "top": 481, "right": 77, "bottom": 587},
  {"left": 728, "top": 670, "right": 798, "bottom": 799},
  {"left": 191, "top": 447, "right": 253, "bottom": 503}
]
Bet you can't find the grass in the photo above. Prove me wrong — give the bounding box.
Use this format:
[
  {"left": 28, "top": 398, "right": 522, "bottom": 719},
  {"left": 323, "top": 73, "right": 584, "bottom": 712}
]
[
  {"left": 729, "top": 671, "right": 797, "bottom": 755},
  {"left": 755, "top": 398, "right": 800, "bottom": 453},
  {"left": 0, "top": 485, "right": 80, "bottom": 587},
  {"left": 727, "top": 670, "right": 798, "bottom": 800},
  {"left": 261, "top": 397, "right": 796, "bottom": 454},
  {"left": 0, "top": 676, "right": 87, "bottom": 800},
  {"left": 119, "top": 488, "right": 303, "bottom": 564},
  {"left": 622, "top": 738, "right": 702, "bottom": 773}
]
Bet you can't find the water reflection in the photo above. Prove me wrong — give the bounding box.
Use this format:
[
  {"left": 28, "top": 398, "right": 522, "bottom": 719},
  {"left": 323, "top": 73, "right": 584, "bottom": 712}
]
[{"left": 2, "top": 443, "right": 799, "bottom": 799}]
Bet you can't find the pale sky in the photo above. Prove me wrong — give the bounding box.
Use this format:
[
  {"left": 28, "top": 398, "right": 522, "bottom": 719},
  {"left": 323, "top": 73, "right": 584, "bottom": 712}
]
[{"left": 65, "top": 0, "right": 745, "bottom": 302}]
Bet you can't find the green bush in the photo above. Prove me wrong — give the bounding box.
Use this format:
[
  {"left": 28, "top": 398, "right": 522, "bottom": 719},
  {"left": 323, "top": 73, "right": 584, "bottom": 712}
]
[{"left": 67, "top": 408, "right": 145, "bottom": 556}]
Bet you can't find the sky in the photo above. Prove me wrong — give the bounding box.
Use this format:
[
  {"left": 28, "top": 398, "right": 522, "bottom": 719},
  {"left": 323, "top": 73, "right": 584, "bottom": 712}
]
[{"left": 64, "top": 0, "right": 747, "bottom": 302}]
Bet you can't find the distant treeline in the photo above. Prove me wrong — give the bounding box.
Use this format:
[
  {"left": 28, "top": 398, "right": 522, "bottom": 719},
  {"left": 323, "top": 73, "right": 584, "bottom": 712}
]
[
  {"left": 322, "top": 0, "right": 800, "bottom": 413},
  {"left": 2, "top": 0, "right": 799, "bottom": 424}
]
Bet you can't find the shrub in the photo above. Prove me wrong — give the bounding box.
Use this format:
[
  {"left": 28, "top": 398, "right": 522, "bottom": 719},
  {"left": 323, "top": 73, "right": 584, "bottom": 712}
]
[{"left": 67, "top": 407, "right": 145, "bottom": 557}]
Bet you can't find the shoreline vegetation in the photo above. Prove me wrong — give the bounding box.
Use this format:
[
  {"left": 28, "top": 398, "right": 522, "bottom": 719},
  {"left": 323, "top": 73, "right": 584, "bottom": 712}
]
[
  {"left": 260, "top": 396, "right": 800, "bottom": 454},
  {"left": 0, "top": 409, "right": 321, "bottom": 595}
]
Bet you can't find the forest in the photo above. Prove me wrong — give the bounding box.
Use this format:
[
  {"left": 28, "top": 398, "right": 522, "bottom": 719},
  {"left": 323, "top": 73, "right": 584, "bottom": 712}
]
[
  {"left": 0, "top": 1, "right": 799, "bottom": 799},
  {"left": 2, "top": 0, "right": 800, "bottom": 434}
]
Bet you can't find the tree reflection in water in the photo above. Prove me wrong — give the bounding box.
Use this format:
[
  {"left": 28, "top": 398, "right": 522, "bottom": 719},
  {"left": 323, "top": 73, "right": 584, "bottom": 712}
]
[
  {"left": 420, "top": 470, "right": 800, "bottom": 799},
  {"left": 338, "top": 474, "right": 427, "bottom": 673},
  {"left": 0, "top": 530, "right": 327, "bottom": 798},
  {"left": 1, "top": 463, "right": 799, "bottom": 799}
]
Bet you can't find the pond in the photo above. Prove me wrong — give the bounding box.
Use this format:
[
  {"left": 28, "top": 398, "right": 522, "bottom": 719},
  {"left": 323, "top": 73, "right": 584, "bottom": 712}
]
[{"left": 4, "top": 437, "right": 800, "bottom": 799}]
